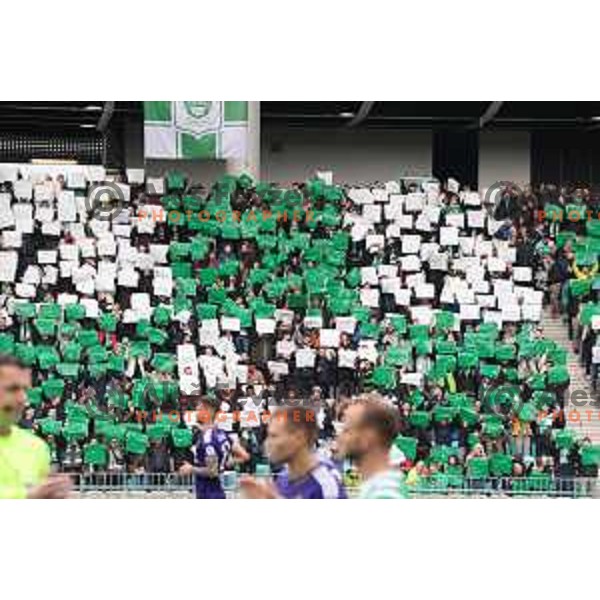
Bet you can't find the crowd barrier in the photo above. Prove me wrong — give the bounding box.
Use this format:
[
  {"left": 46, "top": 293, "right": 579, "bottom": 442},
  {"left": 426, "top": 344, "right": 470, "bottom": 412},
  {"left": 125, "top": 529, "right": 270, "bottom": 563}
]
[{"left": 67, "top": 472, "right": 598, "bottom": 499}]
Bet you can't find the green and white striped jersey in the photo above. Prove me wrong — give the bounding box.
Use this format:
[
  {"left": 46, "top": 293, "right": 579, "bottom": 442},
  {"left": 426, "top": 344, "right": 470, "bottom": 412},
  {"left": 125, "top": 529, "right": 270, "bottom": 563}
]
[{"left": 359, "top": 469, "right": 408, "bottom": 499}]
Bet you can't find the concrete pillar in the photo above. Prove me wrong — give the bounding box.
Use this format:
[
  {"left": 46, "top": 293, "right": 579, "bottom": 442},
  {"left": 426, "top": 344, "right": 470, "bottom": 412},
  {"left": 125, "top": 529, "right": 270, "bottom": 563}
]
[{"left": 226, "top": 101, "right": 260, "bottom": 179}]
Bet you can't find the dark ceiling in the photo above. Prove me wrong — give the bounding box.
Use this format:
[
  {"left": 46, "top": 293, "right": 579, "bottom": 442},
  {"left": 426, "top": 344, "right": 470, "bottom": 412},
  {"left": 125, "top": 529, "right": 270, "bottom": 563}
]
[
  {"left": 1, "top": 101, "right": 600, "bottom": 133},
  {"left": 260, "top": 102, "right": 600, "bottom": 129}
]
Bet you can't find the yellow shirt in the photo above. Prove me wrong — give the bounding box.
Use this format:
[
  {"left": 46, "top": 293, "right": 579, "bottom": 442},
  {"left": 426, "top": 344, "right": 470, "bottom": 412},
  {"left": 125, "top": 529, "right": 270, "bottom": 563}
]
[{"left": 0, "top": 426, "right": 50, "bottom": 499}]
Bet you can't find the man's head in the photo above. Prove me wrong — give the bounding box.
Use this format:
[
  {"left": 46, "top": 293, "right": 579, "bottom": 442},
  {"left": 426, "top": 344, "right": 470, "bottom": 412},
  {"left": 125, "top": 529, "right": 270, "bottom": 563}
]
[
  {"left": 0, "top": 355, "right": 31, "bottom": 432},
  {"left": 198, "top": 396, "right": 220, "bottom": 424},
  {"left": 265, "top": 407, "right": 317, "bottom": 466},
  {"left": 338, "top": 395, "right": 399, "bottom": 462}
]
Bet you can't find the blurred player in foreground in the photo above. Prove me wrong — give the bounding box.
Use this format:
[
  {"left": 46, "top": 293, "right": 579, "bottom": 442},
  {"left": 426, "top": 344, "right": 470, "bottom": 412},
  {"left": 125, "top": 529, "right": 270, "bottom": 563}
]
[
  {"left": 179, "top": 397, "right": 250, "bottom": 499},
  {"left": 338, "top": 395, "right": 407, "bottom": 499},
  {"left": 0, "top": 355, "right": 71, "bottom": 499},
  {"left": 240, "top": 406, "right": 346, "bottom": 499}
]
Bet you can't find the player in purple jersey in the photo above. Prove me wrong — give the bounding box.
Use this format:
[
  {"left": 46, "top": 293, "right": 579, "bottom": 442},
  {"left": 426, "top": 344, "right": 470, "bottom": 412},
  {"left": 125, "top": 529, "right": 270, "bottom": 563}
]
[
  {"left": 179, "top": 397, "right": 249, "bottom": 499},
  {"left": 240, "top": 406, "right": 346, "bottom": 499}
]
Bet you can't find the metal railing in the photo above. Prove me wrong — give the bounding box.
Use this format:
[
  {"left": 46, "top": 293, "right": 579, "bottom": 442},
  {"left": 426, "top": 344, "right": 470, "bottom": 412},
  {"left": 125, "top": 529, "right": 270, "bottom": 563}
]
[{"left": 67, "top": 472, "right": 598, "bottom": 499}]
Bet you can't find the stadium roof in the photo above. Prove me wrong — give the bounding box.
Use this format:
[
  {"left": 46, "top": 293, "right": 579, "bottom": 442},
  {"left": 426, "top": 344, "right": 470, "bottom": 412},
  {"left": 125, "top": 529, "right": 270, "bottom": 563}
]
[{"left": 1, "top": 101, "right": 600, "bottom": 132}]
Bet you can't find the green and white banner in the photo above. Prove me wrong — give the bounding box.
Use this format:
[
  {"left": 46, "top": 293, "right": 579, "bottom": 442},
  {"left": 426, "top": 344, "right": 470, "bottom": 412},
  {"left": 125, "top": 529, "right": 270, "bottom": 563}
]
[{"left": 144, "top": 101, "right": 249, "bottom": 161}]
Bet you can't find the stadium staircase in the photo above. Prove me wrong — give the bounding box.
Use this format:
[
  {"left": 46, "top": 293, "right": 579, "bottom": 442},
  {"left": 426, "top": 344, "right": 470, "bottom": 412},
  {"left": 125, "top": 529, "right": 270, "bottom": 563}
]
[{"left": 542, "top": 308, "right": 600, "bottom": 444}]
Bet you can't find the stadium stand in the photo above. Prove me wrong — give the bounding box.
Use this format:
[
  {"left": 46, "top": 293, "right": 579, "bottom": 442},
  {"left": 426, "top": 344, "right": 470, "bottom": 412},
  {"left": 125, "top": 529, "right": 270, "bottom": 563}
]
[{"left": 0, "top": 164, "right": 599, "bottom": 498}]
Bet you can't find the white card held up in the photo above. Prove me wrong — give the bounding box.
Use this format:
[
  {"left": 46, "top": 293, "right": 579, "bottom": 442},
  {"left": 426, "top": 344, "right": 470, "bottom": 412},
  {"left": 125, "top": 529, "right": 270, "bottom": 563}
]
[
  {"left": 348, "top": 188, "right": 374, "bottom": 205},
  {"left": 456, "top": 289, "right": 475, "bottom": 304},
  {"left": 199, "top": 328, "right": 219, "bottom": 347},
  {"left": 267, "top": 361, "right": 289, "bottom": 376},
  {"left": 476, "top": 294, "right": 496, "bottom": 308},
  {"left": 83, "top": 165, "right": 106, "bottom": 183},
  {"left": 12, "top": 204, "right": 33, "bottom": 233},
  {"left": 386, "top": 224, "right": 401, "bottom": 238},
  {"left": 397, "top": 214, "right": 414, "bottom": 230},
  {"left": 57, "top": 293, "right": 78, "bottom": 305},
  {"left": 67, "top": 170, "right": 87, "bottom": 189},
  {"left": 400, "top": 372, "right": 424, "bottom": 388},
  {"left": 42, "top": 221, "right": 61, "bottom": 237},
  {"left": 118, "top": 268, "right": 140, "bottom": 289},
  {"left": 401, "top": 255, "right": 421, "bottom": 272},
  {"left": 35, "top": 205, "right": 54, "bottom": 224},
  {"left": 361, "top": 266, "right": 379, "bottom": 286},
  {"left": 80, "top": 238, "right": 96, "bottom": 258},
  {"left": 377, "top": 264, "right": 397, "bottom": 279},
  {"left": 221, "top": 317, "right": 241, "bottom": 332},
  {"left": 113, "top": 225, "right": 131, "bottom": 238},
  {"left": 592, "top": 346, "right": 600, "bottom": 364},
  {"left": 395, "top": 288, "right": 412, "bottom": 306},
  {"left": 373, "top": 189, "right": 389, "bottom": 203},
  {"left": 447, "top": 178, "right": 460, "bottom": 194},
  {"left": 319, "top": 329, "right": 340, "bottom": 348},
  {"left": 416, "top": 283, "right": 435, "bottom": 299},
  {"left": 316, "top": 171, "right": 333, "bottom": 185},
  {"left": 402, "top": 235, "right": 421, "bottom": 254},
  {"left": 97, "top": 235, "right": 117, "bottom": 257},
  {"left": 37, "top": 250, "right": 57, "bottom": 264},
  {"left": 406, "top": 273, "right": 425, "bottom": 289},
  {"left": 131, "top": 293, "right": 152, "bottom": 319},
  {"left": 2, "top": 231, "right": 21, "bottom": 248},
  {"left": 338, "top": 349, "right": 358, "bottom": 369},
  {"left": 13, "top": 180, "right": 33, "bottom": 200},
  {"left": 513, "top": 266, "right": 532, "bottom": 282},
  {"left": 483, "top": 310, "right": 503, "bottom": 327},
  {"left": 81, "top": 298, "right": 99, "bottom": 319},
  {"left": 358, "top": 340, "right": 378, "bottom": 363},
  {"left": 411, "top": 306, "right": 433, "bottom": 326},
  {"left": 76, "top": 278, "right": 95, "bottom": 296},
  {"left": 149, "top": 244, "right": 169, "bottom": 264},
  {"left": 458, "top": 237, "right": 475, "bottom": 256},
  {"left": 42, "top": 266, "right": 59, "bottom": 285},
  {"left": 467, "top": 210, "right": 485, "bottom": 229},
  {"left": 363, "top": 204, "right": 382, "bottom": 223},
  {"left": 366, "top": 234, "right": 385, "bottom": 252},
  {"left": 384, "top": 202, "right": 404, "bottom": 221},
  {"left": 440, "top": 227, "right": 459, "bottom": 246},
  {"left": 335, "top": 317, "right": 357, "bottom": 334},
  {"left": 59, "top": 261, "right": 77, "bottom": 278},
  {"left": 521, "top": 304, "right": 542, "bottom": 321},
  {"left": 419, "top": 243, "right": 439, "bottom": 261},
  {"left": 15, "top": 283, "right": 36, "bottom": 298},
  {"left": 304, "top": 315, "right": 323, "bottom": 329},
  {"left": 445, "top": 213, "right": 465, "bottom": 229},
  {"left": 275, "top": 309, "right": 294, "bottom": 326},
  {"left": 0, "top": 194, "right": 14, "bottom": 229},
  {"left": 0, "top": 165, "right": 18, "bottom": 183},
  {"left": 361, "top": 288, "right": 380, "bottom": 308},
  {"left": 256, "top": 318, "right": 276, "bottom": 335},
  {"left": 459, "top": 304, "right": 481, "bottom": 321},
  {"left": 58, "top": 190, "right": 77, "bottom": 222},
  {"left": 126, "top": 169, "right": 145, "bottom": 185},
  {"left": 429, "top": 252, "right": 448, "bottom": 271},
  {"left": 146, "top": 177, "right": 164, "bottom": 195},
  {"left": 464, "top": 192, "right": 482, "bottom": 206},
  {"left": 487, "top": 257, "right": 506, "bottom": 273},
  {"left": 295, "top": 348, "right": 316, "bottom": 369},
  {"left": 276, "top": 340, "right": 296, "bottom": 358},
  {"left": 405, "top": 193, "right": 425, "bottom": 212},
  {"left": 501, "top": 304, "right": 521, "bottom": 322},
  {"left": 380, "top": 277, "right": 401, "bottom": 295},
  {"left": 415, "top": 214, "right": 432, "bottom": 232},
  {"left": 424, "top": 205, "right": 441, "bottom": 224}
]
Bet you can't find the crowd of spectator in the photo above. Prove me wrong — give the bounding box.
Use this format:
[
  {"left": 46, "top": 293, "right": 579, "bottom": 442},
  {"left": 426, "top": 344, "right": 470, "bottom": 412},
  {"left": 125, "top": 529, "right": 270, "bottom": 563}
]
[{"left": 0, "top": 168, "right": 599, "bottom": 492}]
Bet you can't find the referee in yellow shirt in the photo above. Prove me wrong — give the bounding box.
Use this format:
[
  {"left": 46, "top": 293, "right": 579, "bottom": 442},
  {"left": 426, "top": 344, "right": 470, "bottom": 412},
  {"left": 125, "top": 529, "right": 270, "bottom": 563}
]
[{"left": 0, "top": 355, "right": 71, "bottom": 499}]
